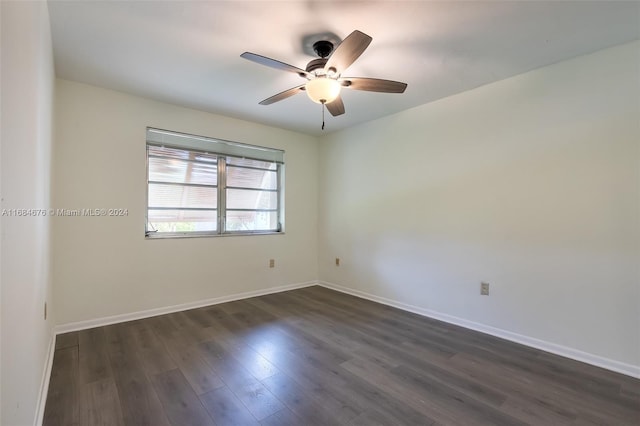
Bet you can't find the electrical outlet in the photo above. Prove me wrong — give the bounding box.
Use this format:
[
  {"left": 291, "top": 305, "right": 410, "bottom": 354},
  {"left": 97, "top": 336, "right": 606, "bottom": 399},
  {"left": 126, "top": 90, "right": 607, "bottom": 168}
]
[
  {"left": 269, "top": 259, "right": 275, "bottom": 268},
  {"left": 481, "top": 282, "right": 490, "bottom": 296},
  {"left": 335, "top": 257, "right": 340, "bottom": 266},
  {"left": 44, "top": 302, "right": 47, "bottom": 320}
]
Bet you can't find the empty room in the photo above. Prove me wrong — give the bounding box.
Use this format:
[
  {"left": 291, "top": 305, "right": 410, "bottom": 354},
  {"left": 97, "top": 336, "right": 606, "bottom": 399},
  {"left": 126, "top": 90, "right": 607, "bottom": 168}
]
[{"left": 1, "top": 1, "right": 639, "bottom": 425}]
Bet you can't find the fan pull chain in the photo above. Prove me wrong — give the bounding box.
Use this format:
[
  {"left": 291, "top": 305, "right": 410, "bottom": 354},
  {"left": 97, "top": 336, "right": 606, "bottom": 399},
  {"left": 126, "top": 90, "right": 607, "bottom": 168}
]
[{"left": 321, "top": 102, "right": 325, "bottom": 130}]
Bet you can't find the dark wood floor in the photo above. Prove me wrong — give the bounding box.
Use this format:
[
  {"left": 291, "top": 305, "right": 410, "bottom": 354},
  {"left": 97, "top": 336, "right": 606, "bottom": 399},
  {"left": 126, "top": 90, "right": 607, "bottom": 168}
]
[{"left": 44, "top": 286, "right": 639, "bottom": 426}]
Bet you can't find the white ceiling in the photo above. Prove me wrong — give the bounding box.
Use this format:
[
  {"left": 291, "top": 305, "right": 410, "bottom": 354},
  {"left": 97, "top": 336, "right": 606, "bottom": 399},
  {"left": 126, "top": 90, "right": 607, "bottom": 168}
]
[{"left": 48, "top": 1, "right": 639, "bottom": 136}]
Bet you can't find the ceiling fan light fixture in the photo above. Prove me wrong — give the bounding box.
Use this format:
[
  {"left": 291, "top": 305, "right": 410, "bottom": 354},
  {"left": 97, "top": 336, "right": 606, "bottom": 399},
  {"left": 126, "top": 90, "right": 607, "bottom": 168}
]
[
  {"left": 305, "top": 77, "right": 341, "bottom": 104},
  {"left": 241, "top": 29, "right": 406, "bottom": 121}
]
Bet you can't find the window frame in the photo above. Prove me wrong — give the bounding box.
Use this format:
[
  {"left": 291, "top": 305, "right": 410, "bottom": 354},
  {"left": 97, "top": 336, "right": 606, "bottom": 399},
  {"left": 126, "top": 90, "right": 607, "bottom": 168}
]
[{"left": 145, "top": 128, "right": 284, "bottom": 239}]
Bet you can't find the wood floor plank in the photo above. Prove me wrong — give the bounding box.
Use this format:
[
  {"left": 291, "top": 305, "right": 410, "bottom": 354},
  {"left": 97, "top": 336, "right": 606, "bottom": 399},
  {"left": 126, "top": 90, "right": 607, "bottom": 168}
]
[
  {"left": 295, "top": 288, "right": 482, "bottom": 350},
  {"left": 236, "top": 321, "right": 431, "bottom": 425},
  {"left": 108, "top": 350, "right": 171, "bottom": 426},
  {"left": 103, "top": 323, "right": 137, "bottom": 357},
  {"left": 165, "top": 310, "right": 198, "bottom": 330},
  {"left": 499, "top": 395, "right": 577, "bottom": 425},
  {"left": 238, "top": 310, "right": 353, "bottom": 367},
  {"left": 44, "top": 287, "right": 640, "bottom": 426},
  {"left": 259, "top": 408, "right": 303, "bottom": 426},
  {"left": 294, "top": 287, "right": 640, "bottom": 423},
  {"left": 128, "top": 322, "right": 164, "bottom": 351},
  {"left": 261, "top": 372, "right": 354, "bottom": 425},
  {"left": 232, "top": 379, "right": 285, "bottom": 421},
  {"left": 348, "top": 411, "right": 394, "bottom": 426},
  {"left": 251, "top": 335, "right": 350, "bottom": 403},
  {"left": 137, "top": 346, "right": 177, "bottom": 376},
  {"left": 395, "top": 357, "right": 507, "bottom": 407},
  {"left": 146, "top": 314, "right": 180, "bottom": 340},
  {"left": 150, "top": 368, "right": 215, "bottom": 426},
  {"left": 198, "top": 339, "right": 257, "bottom": 390},
  {"left": 391, "top": 363, "right": 527, "bottom": 425},
  {"left": 78, "top": 327, "right": 112, "bottom": 385},
  {"left": 265, "top": 291, "right": 457, "bottom": 369},
  {"left": 284, "top": 290, "right": 458, "bottom": 361},
  {"left": 162, "top": 334, "right": 225, "bottom": 395},
  {"left": 245, "top": 297, "right": 402, "bottom": 370},
  {"left": 128, "top": 322, "right": 177, "bottom": 375},
  {"left": 55, "top": 331, "right": 79, "bottom": 350},
  {"left": 180, "top": 322, "right": 219, "bottom": 346},
  {"left": 197, "top": 339, "right": 284, "bottom": 420},
  {"left": 199, "top": 386, "right": 260, "bottom": 426},
  {"left": 224, "top": 341, "right": 280, "bottom": 381},
  {"left": 447, "top": 352, "right": 581, "bottom": 423},
  {"left": 183, "top": 306, "right": 218, "bottom": 328},
  {"left": 202, "top": 304, "right": 234, "bottom": 321},
  {"left": 451, "top": 351, "right": 638, "bottom": 423},
  {"left": 202, "top": 318, "right": 280, "bottom": 381},
  {"left": 620, "top": 380, "right": 640, "bottom": 401},
  {"left": 43, "top": 347, "right": 79, "bottom": 426},
  {"left": 342, "top": 354, "right": 489, "bottom": 425},
  {"left": 79, "top": 378, "right": 125, "bottom": 426}
]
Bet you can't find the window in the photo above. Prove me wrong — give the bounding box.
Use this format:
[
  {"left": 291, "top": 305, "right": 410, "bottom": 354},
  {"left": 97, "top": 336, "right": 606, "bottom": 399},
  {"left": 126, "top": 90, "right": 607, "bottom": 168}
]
[{"left": 146, "top": 128, "right": 284, "bottom": 238}]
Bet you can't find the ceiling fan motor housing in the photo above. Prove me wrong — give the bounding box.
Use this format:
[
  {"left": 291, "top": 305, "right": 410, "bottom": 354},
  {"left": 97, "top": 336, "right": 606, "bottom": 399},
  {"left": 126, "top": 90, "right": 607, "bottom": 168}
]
[{"left": 305, "top": 58, "right": 328, "bottom": 73}]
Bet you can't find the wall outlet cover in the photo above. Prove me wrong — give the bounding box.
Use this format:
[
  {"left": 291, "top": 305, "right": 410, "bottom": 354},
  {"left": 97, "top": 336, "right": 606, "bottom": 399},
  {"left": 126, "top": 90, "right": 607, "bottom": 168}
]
[{"left": 481, "top": 282, "right": 490, "bottom": 296}]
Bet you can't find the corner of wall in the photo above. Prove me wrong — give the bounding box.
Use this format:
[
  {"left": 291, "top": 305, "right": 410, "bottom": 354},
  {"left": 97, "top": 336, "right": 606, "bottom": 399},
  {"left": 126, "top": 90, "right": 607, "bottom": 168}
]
[{"left": 1, "top": 0, "right": 57, "bottom": 424}]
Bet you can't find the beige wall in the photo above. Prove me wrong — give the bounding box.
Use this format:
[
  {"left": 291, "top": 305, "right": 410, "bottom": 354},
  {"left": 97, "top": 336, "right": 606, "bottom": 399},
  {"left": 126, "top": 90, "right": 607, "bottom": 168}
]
[
  {"left": 53, "top": 79, "right": 319, "bottom": 325},
  {"left": 1, "top": 1, "right": 56, "bottom": 424},
  {"left": 318, "top": 41, "right": 640, "bottom": 371}
]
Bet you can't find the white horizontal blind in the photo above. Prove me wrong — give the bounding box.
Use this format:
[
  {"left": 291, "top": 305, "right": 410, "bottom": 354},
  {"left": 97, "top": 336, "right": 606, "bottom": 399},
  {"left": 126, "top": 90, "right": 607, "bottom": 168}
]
[
  {"left": 147, "top": 145, "right": 218, "bottom": 233},
  {"left": 147, "top": 128, "right": 284, "bottom": 164},
  {"left": 146, "top": 128, "right": 284, "bottom": 237},
  {"left": 225, "top": 157, "right": 280, "bottom": 232}
]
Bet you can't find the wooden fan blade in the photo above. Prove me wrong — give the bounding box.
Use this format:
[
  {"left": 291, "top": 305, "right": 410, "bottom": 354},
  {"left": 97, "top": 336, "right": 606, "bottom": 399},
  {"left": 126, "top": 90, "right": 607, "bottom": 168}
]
[
  {"left": 341, "top": 77, "right": 407, "bottom": 93},
  {"left": 324, "top": 30, "right": 372, "bottom": 74},
  {"left": 259, "top": 85, "right": 306, "bottom": 105},
  {"left": 241, "top": 52, "right": 308, "bottom": 77},
  {"left": 326, "top": 95, "right": 345, "bottom": 116}
]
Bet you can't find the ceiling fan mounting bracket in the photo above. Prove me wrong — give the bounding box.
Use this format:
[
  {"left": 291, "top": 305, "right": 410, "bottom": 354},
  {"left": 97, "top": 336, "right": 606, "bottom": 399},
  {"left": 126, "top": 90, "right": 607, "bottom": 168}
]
[
  {"left": 312, "top": 40, "right": 334, "bottom": 58},
  {"left": 301, "top": 32, "right": 341, "bottom": 57}
]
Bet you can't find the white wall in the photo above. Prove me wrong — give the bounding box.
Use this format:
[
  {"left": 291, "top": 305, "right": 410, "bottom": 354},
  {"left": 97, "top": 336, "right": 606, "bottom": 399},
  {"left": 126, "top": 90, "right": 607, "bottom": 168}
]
[
  {"left": 319, "top": 41, "right": 640, "bottom": 372},
  {"left": 1, "top": 1, "right": 56, "bottom": 424},
  {"left": 53, "top": 79, "right": 319, "bottom": 325}
]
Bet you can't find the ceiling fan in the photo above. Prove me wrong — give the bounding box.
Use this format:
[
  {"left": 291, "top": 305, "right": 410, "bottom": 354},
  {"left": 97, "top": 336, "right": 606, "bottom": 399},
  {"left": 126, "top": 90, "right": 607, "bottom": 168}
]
[{"left": 241, "top": 30, "right": 407, "bottom": 128}]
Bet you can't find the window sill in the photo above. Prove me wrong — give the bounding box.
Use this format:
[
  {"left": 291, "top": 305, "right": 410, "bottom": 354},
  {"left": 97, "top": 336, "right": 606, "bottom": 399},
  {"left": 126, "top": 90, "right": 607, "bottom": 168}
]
[{"left": 145, "top": 230, "right": 284, "bottom": 239}]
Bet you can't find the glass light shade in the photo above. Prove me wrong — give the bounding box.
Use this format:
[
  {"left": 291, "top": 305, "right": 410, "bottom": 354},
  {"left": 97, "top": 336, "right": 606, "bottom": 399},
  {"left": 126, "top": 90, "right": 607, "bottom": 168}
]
[{"left": 305, "top": 77, "right": 341, "bottom": 104}]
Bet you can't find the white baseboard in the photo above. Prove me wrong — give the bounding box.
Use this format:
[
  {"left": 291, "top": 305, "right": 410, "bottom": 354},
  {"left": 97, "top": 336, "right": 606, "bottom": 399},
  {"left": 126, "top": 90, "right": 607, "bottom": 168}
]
[
  {"left": 318, "top": 281, "right": 640, "bottom": 379},
  {"left": 54, "top": 281, "right": 317, "bottom": 335},
  {"left": 34, "top": 333, "right": 56, "bottom": 426}
]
